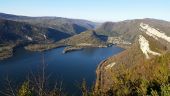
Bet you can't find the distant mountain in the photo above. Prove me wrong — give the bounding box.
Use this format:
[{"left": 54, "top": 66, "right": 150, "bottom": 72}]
[
  {"left": 0, "top": 18, "right": 70, "bottom": 44},
  {"left": 57, "top": 30, "right": 108, "bottom": 53},
  {"left": 95, "top": 20, "right": 170, "bottom": 95},
  {"left": 96, "top": 18, "right": 170, "bottom": 44},
  {"left": 0, "top": 13, "right": 97, "bottom": 35},
  {"left": 59, "top": 30, "right": 107, "bottom": 46}
]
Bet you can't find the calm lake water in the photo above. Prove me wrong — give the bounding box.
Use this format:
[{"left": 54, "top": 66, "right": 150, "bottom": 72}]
[{"left": 0, "top": 46, "right": 123, "bottom": 95}]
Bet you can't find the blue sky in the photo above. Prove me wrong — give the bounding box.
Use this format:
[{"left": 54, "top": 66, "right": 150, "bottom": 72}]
[{"left": 0, "top": 0, "right": 169, "bottom": 22}]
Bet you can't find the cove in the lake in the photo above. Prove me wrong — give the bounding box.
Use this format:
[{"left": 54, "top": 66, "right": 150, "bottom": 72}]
[{"left": 0, "top": 46, "right": 123, "bottom": 95}]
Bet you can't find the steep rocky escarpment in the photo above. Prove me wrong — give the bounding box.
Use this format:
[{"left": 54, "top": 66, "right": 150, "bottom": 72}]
[{"left": 95, "top": 21, "right": 170, "bottom": 95}]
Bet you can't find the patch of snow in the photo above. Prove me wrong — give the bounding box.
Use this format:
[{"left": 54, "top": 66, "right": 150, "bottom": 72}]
[
  {"left": 26, "top": 36, "right": 33, "bottom": 41},
  {"left": 140, "top": 23, "right": 170, "bottom": 42},
  {"left": 139, "top": 35, "right": 161, "bottom": 59},
  {"left": 105, "top": 62, "right": 116, "bottom": 70}
]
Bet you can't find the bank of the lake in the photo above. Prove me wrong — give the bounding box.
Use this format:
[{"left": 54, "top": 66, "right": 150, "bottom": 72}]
[{"left": 0, "top": 46, "right": 123, "bottom": 95}]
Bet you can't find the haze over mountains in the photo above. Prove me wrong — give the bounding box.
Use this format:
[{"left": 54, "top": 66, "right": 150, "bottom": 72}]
[
  {"left": 1, "top": 13, "right": 170, "bottom": 45},
  {"left": 0, "top": 13, "right": 170, "bottom": 57},
  {"left": 0, "top": 12, "right": 170, "bottom": 53},
  {"left": 0, "top": 13, "right": 97, "bottom": 35}
]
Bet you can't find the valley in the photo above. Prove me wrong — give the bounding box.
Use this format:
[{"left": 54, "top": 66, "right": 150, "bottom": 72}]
[{"left": 0, "top": 12, "right": 170, "bottom": 96}]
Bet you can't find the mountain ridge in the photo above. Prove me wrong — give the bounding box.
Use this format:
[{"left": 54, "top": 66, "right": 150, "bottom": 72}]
[
  {"left": 58, "top": 30, "right": 109, "bottom": 53},
  {"left": 0, "top": 12, "right": 98, "bottom": 35}
]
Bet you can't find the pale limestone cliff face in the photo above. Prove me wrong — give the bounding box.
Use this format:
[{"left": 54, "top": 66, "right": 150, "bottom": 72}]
[
  {"left": 139, "top": 22, "right": 170, "bottom": 58},
  {"left": 138, "top": 35, "right": 161, "bottom": 59},
  {"left": 140, "top": 23, "right": 170, "bottom": 42}
]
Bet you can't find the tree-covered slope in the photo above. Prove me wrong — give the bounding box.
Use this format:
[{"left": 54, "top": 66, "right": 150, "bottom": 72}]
[
  {"left": 59, "top": 30, "right": 107, "bottom": 46},
  {"left": 0, "top": 18, "right": 71, "bottom": 44},
  {"left": 0, "top": 18, "right": 71, "bottom": 60},
  {"left": 96, "top": 18, "right": 170, "bottom": 43},
  {"left": 0, "top": 13, "right": 97, "bottom": 35}
]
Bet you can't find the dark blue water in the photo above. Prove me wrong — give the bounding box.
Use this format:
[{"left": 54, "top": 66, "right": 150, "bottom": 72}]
[{"left": 0, "top": 46, "right": 123, "bottom": 95}]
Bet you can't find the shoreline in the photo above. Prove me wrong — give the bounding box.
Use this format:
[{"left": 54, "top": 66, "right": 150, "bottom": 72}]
[
  {"left": 0, "top": 43, "right": 112, "bottom": 60},
  {"left": 0, "top": 42, "right": 128, "bottom": 61},
  {"left": 0, "top": 45, "right": 15, "bottom": 60},
  {"left": 94, "top": 44, "right": 130, "bottom": 92},
  {"left": 62, "top": 44, "right": 108, "bottom": 54}
]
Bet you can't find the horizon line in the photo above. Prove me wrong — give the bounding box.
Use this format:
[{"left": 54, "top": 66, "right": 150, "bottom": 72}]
[{"left": 0, "top": 12, "right": 169, "bottom": 23}]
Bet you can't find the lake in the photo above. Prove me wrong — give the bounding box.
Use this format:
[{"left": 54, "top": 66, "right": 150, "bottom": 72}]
[{"left": 0, "top": 46, "right": 123, "bottom": 95}]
